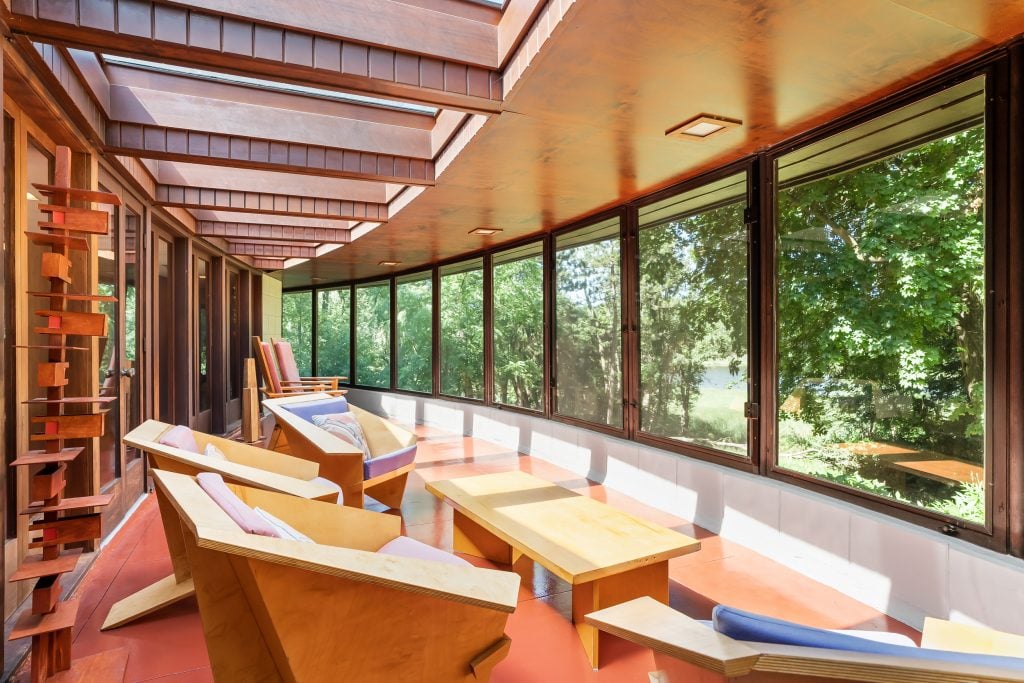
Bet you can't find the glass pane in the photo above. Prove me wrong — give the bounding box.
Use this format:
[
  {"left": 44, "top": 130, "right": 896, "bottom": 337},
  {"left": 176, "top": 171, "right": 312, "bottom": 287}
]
[
  {"left": 281, "top": 290, "right": 313, "bottom": 376},
  {"left": 775, "top": 76, "right": 986, "bottom": 524},
  {"left": 197, "top": 257, "right": 211, "bottom": 412},
  {"left": 440, "top": 260, "right": 483, "bottom": 399},
  {"left": 355, "top": 282, "right": 391, "bottom": 387},
  {"left": 316, "top": 287, "right": 351, "bottom": 379},
  {"left": 555, "top": 216, "right": 622, "bottom": 427},
  {"left": 125, "top": 210, "right": 141, "bottom": 459},
  {"left": 493, "top": 243, "right": 544, "bottom": 410},
  {"left": 98, "top": 197, "right": 119, "bottom": 485},
  {"left": 396, "top": 274, "right": 432, "bottom": 393},
  {"left": 638, "top": 173, "right": 749, "bottom": 456}
]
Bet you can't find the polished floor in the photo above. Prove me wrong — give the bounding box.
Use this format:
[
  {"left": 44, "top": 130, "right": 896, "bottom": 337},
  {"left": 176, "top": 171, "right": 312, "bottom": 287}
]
[{"left": 16, "top": 422, "right": 919, "bottom": 681}]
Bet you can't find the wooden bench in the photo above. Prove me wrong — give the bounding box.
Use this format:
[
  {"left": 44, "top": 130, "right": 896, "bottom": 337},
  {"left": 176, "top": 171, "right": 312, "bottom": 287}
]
[
  {"left": 153, "top": 469, "right": 520, "bottom": 682},
  {"left": 585, "top": 597, "right": 1024, "bottom": 682},
  {"left": 102, "top": 420, "right": 339, "bottom": 631},
  {"left": 425, "top": 470, "right": 700, "bottom": 668}
]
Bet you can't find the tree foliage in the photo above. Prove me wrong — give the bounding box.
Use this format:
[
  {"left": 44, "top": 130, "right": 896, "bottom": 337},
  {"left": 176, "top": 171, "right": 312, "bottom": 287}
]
[
  {"left": 493, "top": 254, "right": 544, "bottom": 410},
  {"left": 282, "top": 291, "right": 313, "bottom": 376},
  {"left": 355, "top": 284, "right": 390, "bottom": 387},
  {"left": 397, "top": 277, "right": 432, "bottom": 392},
  {"left": 440, "top": 268, "right": 484, "bottom": 398},
  {"left": 317, "top": 288, "right": 350, "bottom": 378}
]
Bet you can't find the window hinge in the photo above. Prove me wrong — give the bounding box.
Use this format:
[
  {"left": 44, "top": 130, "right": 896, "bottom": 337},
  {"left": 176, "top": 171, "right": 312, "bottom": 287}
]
[{"left": 744, "top": 402, "right": 760, "bottom": 419}]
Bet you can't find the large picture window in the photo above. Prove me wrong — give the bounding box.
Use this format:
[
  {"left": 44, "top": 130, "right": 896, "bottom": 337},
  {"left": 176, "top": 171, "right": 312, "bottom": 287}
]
[
  {"left": 492, "top": 242, "right": 544, "bottom": 411},
  {"left": 554, "top": 216, "right": 622, "bottom": 427},
  {"left": 355, "top": 282, "right": 391, "bottom": 387},
  {"left": 316, "top": 287, "right": 350, "bottom": 379},
  {"left": 281, "top": 290, "right": 313, "bottom": 376},
  {"left": 775, "top": 76, "right": 987, "bottom": 525},
  {"left": 638, "top": 172, "right": 749, "bottom": 456},
  {"left": 397, "top": 272, "right": 433, "bottom": 393},
  {"left": 440, "top": 259, "right": 484, "bottom": 399}
]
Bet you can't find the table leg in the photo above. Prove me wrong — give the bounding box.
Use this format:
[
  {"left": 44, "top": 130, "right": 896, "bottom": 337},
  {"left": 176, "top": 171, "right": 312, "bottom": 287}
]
[
  {"left": 572, "top": 561, "right": 669, "bottom": 669},
  {"left": 453, "top": 511, "right": 517, "bottom": 564}
]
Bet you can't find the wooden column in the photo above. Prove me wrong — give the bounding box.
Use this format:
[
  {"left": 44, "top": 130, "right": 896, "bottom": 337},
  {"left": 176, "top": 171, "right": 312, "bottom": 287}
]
[{"left": 7, "top": 147, "right": 128, "bottom": 681}]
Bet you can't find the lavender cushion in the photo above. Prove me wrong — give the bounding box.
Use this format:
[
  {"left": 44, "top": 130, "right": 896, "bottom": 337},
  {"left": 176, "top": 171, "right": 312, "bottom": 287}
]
[
  {"left": 376, "top": 536, "right": 470, "bottom": 567},
  {"left": 282, "top": 397, "right": 349, "bottom": 423},
  {"left": 364, "top": 445, "right": 417, "bottom": 480},
  {"left": 159, "top": 425, "right": 200, "bottom": 454},
  {"left": 313, "top": 412, "right": 371, "bottom": 459},
  {"left": 196, "top": 472, "right": 279, "bottom": 538},
  {"left": 273, "top": 340, "right": 301, "bottom": 383}
]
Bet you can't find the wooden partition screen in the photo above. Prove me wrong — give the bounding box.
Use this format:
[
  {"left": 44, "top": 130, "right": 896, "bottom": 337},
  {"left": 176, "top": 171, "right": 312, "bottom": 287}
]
[{"left": 8, "top": 147, "right": 128, "bottom": 680}]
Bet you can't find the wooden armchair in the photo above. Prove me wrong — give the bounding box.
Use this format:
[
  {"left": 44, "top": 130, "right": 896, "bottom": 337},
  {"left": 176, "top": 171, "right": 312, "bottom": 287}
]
[
  {"left": 585, "top": 597, "right": 1024, "bottom": 682},
  {"left": 152, "top": 469, "right": 519, "bottom": 682},
  {"left": 273, "top": 337, "right": 347, "bottom": 389},
  {"left": 252, "top": 336, "right": 346, "bottom": 400},
  {"left": 102, "top": 420, "right": 340, "bottom": 630},
  {"left": 264, "top": 393, "right": 418, "bottom": 509}
]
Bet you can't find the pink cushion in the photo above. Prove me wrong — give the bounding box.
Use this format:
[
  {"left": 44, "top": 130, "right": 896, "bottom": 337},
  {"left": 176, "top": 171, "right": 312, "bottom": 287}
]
[
  {"left": 260, "top": 341, "right": 282, "bottom": 393},
  {"left": 376, "top": 536, "right": 471, "bottom": 567},
  {"left": 196, "top": 472, "right": 279, "bottom": 538},
  {"left": 274, "top": 340, "right": 301, "bottom": 384},
  {"left": 158, "top": 425, "right": 200, "bottom": 454}
]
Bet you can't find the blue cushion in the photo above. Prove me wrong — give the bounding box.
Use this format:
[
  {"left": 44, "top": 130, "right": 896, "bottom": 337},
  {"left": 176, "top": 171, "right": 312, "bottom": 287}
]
[
  {"left": 364, "top": 445, "right": 417, "bottom": 479},
  {"left": 281, "top": 397, "right": 349, "bottom": 424},
  {"left": 713, "top": 605, "right": 1024, "bottom": 671}
]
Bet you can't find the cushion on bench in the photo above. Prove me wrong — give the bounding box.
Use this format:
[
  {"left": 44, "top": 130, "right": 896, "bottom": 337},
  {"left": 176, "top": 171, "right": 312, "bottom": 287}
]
[
  {"left": 254, "top": 507, "right": 313, "bottom": 543},
  {"left": 159, "top": 425, "right": 200, "bottom": 454},
  {"left": 364, "top": 445, "right": 417, "bottom": 479},
  {"left": 282, "top": 397, "right": 349, "bottom": 423},
  {"left": 313, "top": 412, "right": 371, "bottom": 459},
  {"left": 713, "top": 605, "right": 1024, "bottom": 671},
  {"left": 376, "top": 536, "right": 471, "bottom": 567},
  {"left": 197, "top": 472, "right": 279, "bottom": 538}
]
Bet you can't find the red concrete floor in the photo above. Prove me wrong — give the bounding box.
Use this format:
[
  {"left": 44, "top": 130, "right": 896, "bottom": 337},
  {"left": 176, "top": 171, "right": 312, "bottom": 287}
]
[{"left": 15, "top": 424, "right": 920, "bottom": 682}]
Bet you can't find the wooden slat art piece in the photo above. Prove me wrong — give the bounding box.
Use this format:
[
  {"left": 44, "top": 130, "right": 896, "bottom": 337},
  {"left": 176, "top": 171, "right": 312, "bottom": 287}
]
[{"left": 8, "top": 146, "right": 129, "bottom": 681}]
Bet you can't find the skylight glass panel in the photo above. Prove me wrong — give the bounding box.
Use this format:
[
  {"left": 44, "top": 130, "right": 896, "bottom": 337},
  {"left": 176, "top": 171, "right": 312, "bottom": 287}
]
[{"left": 102, "top": 55, "right": 438, "bottom": 115}]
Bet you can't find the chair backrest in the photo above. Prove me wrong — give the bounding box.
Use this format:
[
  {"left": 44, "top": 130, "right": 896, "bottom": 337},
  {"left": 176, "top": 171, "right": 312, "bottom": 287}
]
[
  {"left": 279, "top": 396, "right": 349, "bottom": 423},
  {"left": 252, "top": 336, "right": 282, "bottom": 393},
  {"left": 273, "top": 339, "right": 301, "bottom": 383}
]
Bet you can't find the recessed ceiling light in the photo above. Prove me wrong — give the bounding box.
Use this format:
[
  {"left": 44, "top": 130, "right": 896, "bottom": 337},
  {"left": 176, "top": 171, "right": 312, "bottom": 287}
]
[
  {"left": 666, "top": 114, "right": 742, "bottom": 141},
  {"left": 378, "top": 260, "right": 401, "bottom": 267},
  {"left": 469, "top": 227, "right": 503, "bottom": 236}
]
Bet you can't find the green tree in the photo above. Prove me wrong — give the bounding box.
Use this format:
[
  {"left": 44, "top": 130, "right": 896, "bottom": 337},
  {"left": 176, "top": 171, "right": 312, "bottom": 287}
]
[
  {"left": 316, "top": 288, "right": 350, "bottom": 378},
  {"left": 493, "top": 254, "right": 544, "bottom": 410},
  {"left": 397, "top": 276, "right": 432, "bottom": 392},
  {"left": 282, "top": 290, "right": 313, "bottom": 375},
  {"left": 355, "top": 283, "right": 390, "bottom": 387},
  {"left": 440, "top": 267, "right": 484, "bottom": 398}
]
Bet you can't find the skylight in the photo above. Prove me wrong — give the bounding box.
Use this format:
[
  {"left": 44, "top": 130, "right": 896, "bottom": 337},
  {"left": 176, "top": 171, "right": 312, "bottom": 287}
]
[{"left": 101, "top": 55, "right": 438, "bottom": 116}]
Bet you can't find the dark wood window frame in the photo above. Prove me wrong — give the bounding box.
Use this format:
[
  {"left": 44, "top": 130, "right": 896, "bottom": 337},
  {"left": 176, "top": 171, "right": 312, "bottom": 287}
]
[{"left": 281, "top": 45, "right": 1023, "bottom": 556}]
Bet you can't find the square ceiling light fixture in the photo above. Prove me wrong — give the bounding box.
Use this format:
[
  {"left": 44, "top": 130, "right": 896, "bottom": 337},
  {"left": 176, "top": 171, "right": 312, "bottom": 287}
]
[
  {"left": 666, "top": 114, "right": 742, "bottom": 141},
  {"left": 378, "top": 260, "right": 402, "bottom": 267},
  {"left": 469, "top": 227, "right": 503, "bottom": 236}
]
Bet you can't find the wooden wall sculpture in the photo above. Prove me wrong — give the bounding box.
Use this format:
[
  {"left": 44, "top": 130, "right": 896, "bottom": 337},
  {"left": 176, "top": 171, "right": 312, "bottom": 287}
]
[{"left": 8, "top": 147, "right": 129, "bottom": 680}]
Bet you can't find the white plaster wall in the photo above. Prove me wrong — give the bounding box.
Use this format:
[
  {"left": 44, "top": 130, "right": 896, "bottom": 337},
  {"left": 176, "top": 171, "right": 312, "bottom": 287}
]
[
  {"left": 347, "top": 388, "right": 1024, "bottom": 634},
  {"left": 261, "top": 274, "right": 282, "bottom": 340}
]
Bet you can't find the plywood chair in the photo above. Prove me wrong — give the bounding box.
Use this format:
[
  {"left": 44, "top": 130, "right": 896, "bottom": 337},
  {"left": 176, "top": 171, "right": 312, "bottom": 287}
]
[
  {"left": 585, "top": 597, "right": 1024, "bottom": 682},
  {"left": 102, "top": 420, "right": 340, "bottom": 631},
  {"left": 152, "top": 469, "right": 520, "bottom": 682},
  {"left": 272, "top": 337, "right": 347, "bottom": 389},
  {"left": 251, "top": 336, "right": 346, "bottom": 400},
  {"left": 264, "top": 393, "right": 418, "bottom": 509}
]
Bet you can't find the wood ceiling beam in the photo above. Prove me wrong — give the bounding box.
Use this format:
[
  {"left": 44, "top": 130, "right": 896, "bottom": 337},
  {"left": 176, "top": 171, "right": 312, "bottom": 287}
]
[
  {"left": 252, "top": 258, "right": 287, "bottom": 271},
  {"left": 7, "top": 0, "right": 503, "bottom": 115},
  {"left": 106, "top": 121, "right": 435, "bottom": 186},
  {"left": 225, "top": 242, "right": 317, "bottom": 259},
  {"left": 197, "top": 221, "right": 351, "bottom": 244},
  {"left": 156, "top": 185, "right": 388, "bottom": 222}
]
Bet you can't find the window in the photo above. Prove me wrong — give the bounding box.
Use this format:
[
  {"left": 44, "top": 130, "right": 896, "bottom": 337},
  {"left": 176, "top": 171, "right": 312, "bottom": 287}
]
[
  {"left": 355, "top": 282, "right": 391, "bottom": 387},
  {"left": 316, "top": 287, "right": 351, "bottom": 379},
  {"left": 396, "top": 273, "right": 433, "bottom": 393},
  {"left": 98, "top": 195, "right": 119, "bottom": 484},
  {"left": 196, "top": 256, "right": 212, "bottom": 413},
  {"left": 775, "top": 76, "right": 987, "bottom": 525},
  {"left": 554, "top": 216, "right": 623, "bottom": 427},
  {"left": 228, "top": 271, "right": 241, "bottom": 401},
  {"left": 281, "top": 290, "right": 313, "bottom": 376},
  {"left": 124, "top": 209, "right": 142, "bottom": 460},
  {"left": 638, "top": 172, "right": 750, "bottom": 456},
  {"left": 492, "top": 242, "right": 544, "bottom": 411},
  {"left": 440, "top": 259, "right": 484, "bottom": 399}
]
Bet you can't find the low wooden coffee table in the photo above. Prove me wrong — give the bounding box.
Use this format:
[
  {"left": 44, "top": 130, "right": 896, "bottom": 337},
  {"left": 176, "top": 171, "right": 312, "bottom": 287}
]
[{"left": 426, "top": 470, "right": 700, "bottom": 668}]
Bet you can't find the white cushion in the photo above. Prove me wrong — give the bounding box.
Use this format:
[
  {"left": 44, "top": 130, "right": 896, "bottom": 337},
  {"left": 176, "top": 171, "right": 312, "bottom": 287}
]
[
  {"left": 253, "top": 507, "right": 314, "bottom": 543},
  {"left": 204, "top": 443, "right": 227, "bottom": 460}
]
